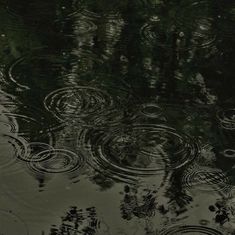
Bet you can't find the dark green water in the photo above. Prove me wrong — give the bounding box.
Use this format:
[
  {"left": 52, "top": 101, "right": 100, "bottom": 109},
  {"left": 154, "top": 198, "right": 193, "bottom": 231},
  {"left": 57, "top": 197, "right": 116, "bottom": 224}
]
[{"left": 0, "top": 0, "right": 235, "bottom": 234}]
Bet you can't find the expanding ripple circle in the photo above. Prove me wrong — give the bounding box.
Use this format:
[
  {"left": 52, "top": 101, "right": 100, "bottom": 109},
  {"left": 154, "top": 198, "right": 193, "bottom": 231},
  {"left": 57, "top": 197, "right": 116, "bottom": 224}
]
[
  {"left": 28, "top": 149, "right": 85, "bottom": 174},
  {"left": 81, "top": 124, "right": 199, "bottom": 181},
  {"left": 160, "top": 225, "right": 222, "bottom": 235},
  {"left": 44, "top": 86, "right": 114, "bottom": 122},
  {"left": 182, "top": 166, "right": 231, "bottom": 193}
]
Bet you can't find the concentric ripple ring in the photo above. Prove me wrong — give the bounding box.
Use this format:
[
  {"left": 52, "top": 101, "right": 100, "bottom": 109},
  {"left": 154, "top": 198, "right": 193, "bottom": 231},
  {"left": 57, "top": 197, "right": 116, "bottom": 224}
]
[
  {"left": 0, "top": 210, "right": 29, "bottom": 235},
  {"left": 44, "top": 86, "right": 114, "bottom": 122},
  {"left": 82, "top": 124, "right": 199, "bottom": 181},
  {"left": 217, "top": 108, "right": 235, "bottom": 130},
  {"left": 28, "top": 149, "right": 85, "bottom": 174}
]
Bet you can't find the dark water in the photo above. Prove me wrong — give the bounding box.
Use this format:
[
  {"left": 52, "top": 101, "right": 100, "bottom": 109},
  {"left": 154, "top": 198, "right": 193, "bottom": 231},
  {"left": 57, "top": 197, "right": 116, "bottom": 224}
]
[{"left": 0, "top": 0, "right": 235, "bottom": 234}]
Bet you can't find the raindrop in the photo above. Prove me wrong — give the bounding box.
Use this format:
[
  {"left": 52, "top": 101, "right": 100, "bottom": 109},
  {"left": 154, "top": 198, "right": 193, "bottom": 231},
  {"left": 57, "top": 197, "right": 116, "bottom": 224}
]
[
  {"left": 0, "top": 112, "right": 54, "bottom": 143},
  {"left": 140, "top": 1, "right": 216, "bottom": 51}
]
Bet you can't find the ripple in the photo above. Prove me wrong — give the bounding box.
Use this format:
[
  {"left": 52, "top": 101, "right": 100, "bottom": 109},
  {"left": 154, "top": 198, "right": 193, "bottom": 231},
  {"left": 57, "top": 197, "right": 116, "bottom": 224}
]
[
  {"left": 182, "top": 166, "right": 231, "bottom": 193},
  {"left": 44, "top": 86, "right": 114, "bottom": 123},
  {"left": 140, "top": 18, "right": 216, "bottom": 50},
  {"left": 28, "top": 149, "right": 85, "bottom": 174},
  {"left": 140, "top": 0, "right": 216, "bottom": 51},
  {"left": 6, "top": 1, "right": 56, "bottom": 19},
  {"left": 0, "top": 90, "right": 19, "bottom": 106},
  {"left": 73, "top": 17, "right": 97, "bottom": 35},
  {"left": 81, "top": 124, "right": 198, "bottom": 182},
  {"left": 140, "top": 103, "right": 162, "bottom": 118},
  {"left": 58, "top": 13, "right": 97, "bottom": 38},
  {"left": 0, "top": 133, "right": 28, "bottom": 171},
  {"left": 217, "top": 109, "right": 235, "bottom": 130},
  {"left": 0, "top": 210, "right": 29, "bottom": 235},
  {"left": 222, "top": 149, "right": 235, "bottom": 159},
  {"left": 18, "top": 142, "right": 54, "bottom": 162},
  {"left": 7, "top": 57, "right": 30, "bottom": 90},
  {"left": 0, "top": 112, "right": 54, "bottom": 143},
  {"left": 6, "top": 54, "right": 68, "bottom": 91},
  {"left": 140, "top": 17, "right": 169, "bottom": 48},
  {"left": 160, "top": 225, "right": 222, "bottom": 235}
]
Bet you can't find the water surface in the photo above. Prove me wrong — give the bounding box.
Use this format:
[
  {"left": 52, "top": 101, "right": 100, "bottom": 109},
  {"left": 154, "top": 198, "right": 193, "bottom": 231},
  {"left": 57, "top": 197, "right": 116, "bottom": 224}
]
[{"left": 0, "top": 0, "right": 235, "bottom": 234}]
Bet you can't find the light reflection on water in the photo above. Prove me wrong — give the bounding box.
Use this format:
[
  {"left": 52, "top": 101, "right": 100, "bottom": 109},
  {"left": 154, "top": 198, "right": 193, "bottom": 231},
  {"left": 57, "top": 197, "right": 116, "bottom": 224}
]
[{"left": 0, "top": 0, "right": 235, "bottom": 234}]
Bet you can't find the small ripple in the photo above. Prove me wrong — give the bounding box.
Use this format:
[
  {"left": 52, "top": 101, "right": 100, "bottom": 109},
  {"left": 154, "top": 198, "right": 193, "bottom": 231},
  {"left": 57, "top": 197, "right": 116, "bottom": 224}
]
[
  {"left": 140, "top": 0, "right": 216, "bottom": 51},
  {"left": 0, "top": 210, "right": 29, "bottom": 235},
  {"left": 6, "top": 54, "right": 69, "bottom": 91},
  {"left": 140, "top": 103, "right": 162, "bottom": 118},
  {"left": 7, "top": 57, "right": 30, "bottom": 90},
  {"left": 217, "top": 108, "right": 235, "bottom": 130},
  {"left": 182, "top": 166, "right": 231, "bottom": 193},
  {"left": 27, "top": 149, "right": 85, "bottom": 174},
  {"left": 222, "top": 149, "right": 235, "bottom": 159},
  {"left": 44, "top": 86, "right": 114, "bottom": 123},
  {"left": 160, "top": 225, "right": 222, "bottom": 235},
  {"left": 0, "top": 112, "right": 54, "bottom": 143},
  {"left": 140, "top": 17, "right": 216, "bottom": 50},
  {"left": 81, "top": 124, "right": 199, "bottom": 182}
]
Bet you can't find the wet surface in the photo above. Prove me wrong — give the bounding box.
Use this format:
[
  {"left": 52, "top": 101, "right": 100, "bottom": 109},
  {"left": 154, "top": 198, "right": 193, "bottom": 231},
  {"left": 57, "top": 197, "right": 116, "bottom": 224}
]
[{"left": 0, "top": 0, "right": 235, "bottom": 234}]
